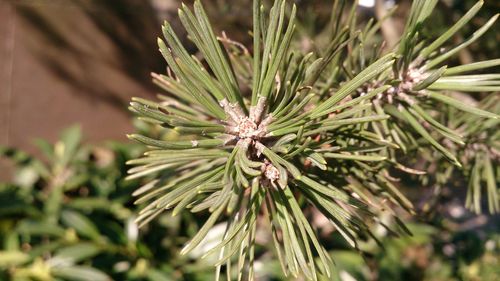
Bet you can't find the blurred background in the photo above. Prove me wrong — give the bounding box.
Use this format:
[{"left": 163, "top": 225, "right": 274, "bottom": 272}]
[{"left": 0, "top": 0, "right": 499, "bottom": 280}]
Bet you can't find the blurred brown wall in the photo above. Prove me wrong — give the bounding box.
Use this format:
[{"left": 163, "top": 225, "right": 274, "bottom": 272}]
[
  {"left": 0, "top": 0, "right": 181, "bottom": 182},
  {"left": 0, "top": 0, "right": 173, "bottom": 156}
]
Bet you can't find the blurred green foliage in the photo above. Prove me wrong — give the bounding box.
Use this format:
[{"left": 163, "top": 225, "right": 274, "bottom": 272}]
[{"left": 0, "top": 126, "right": 218, "bottom": 281}]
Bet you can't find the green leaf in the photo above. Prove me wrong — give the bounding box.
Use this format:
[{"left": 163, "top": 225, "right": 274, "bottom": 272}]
[
  {"left": 251, "top": 0, "right": 262, "bottom": 105},
  {"left": 466, "top": 158, "right": 482, "bottom": 214},
  {"left": 157, "top": 38, "right": 226, "bottom": 119},
  {"left": 176, "top": 2, "right": 243, "bottom": 110},
  {"left": 483, "top": 158, "right": 499, "bottom": 213},
  {"left": 323, "top": 153, "right": 387, "bottom": 162},
  {"left": 424, "top": 13, "right": 499, "bottom": 70},
  {"left": 398, "top": 0, "right": 438, "bottom": 58},
  {"left": 282, "top": 187, "right": 332, "bottom": 277},
  {"left": 412, "top": 66, "right": 447, "bottom": 91},
  {"left": 61, "top": 210, "right": 102, "bottom": 242},
  {"left": 376, "top": 174, "right": 414, "bottom": 211},
  {"left": 444, "top": 59, "right": 500, "bottom": 75},
  {"left": 419, "top": 0, "right": 483, "bottom": 58},
  {"left": 258, "top": 2, "right": 297, "bottom": 102},
  {"left": 392, "top": 105, "right": 461, "bottom": 166},
  {"left": 17, "top": 220, "right": 66, "bottom": 237},
  {"left": 310, "top": 53, "right": 395, "bottom": 118},
  {"left": 324, "top": 85, "right": 391, "bottom": 115},
  {"left": 270, "top": 188, "right": 312, "bottom": 279},
  {"left": 181, "top": 202, "right": 227, "bottom": 255},
  {"left": 127, "top": 134, "right": 224, "bottom": 149},
  {"left": 51, "top": 243, "right": 101, "bottom": 265},
  {"left": 57, "top": 125, "right": 82, "bottom": 168},
  {"left": 147, "top": 270, "right": 175, "bottom": 281},
  {"left": 51, "top": 266, "right": 111, "bottom": 281},
  {"left": 0, "top": 251, "right": 30, "bottom": 267},
  {"left": 408, "top": 103, "right": 464, "bottom": 144},
  {"left": 298, "top": 176, "right": 365, "bottom": 208},
  {"left": 425, "top": 91, "right": 499, "bottom": 119}
]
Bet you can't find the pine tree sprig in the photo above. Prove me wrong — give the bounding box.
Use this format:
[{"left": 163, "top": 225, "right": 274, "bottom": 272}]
[{"left": 127, "top": 0, "right": 500, "bottom": 279}]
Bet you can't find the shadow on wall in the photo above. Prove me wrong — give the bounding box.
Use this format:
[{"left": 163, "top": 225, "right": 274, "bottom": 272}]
[
  {"left": 14, "top": 0, "right": 167, "bottom": 111},
  {"left": 0, "top": 0, "right": 178, "bottom": 155}
]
